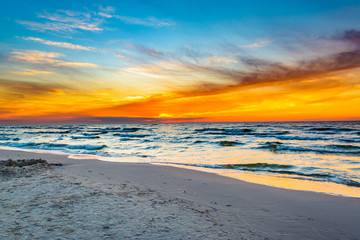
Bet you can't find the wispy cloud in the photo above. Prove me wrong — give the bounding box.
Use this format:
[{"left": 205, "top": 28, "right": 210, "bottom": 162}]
[
  {"left": 18, "top": 21, "right": 76, "bottom": 32},
  {"left": 18, "top": 19, "right": 102, "bottom": 32},
  {"left": 23, "top": 37, "right": 97, "bottom": 51},
  {"left": 123, "top": 61, "right": 191, "bottom": 77},
  {"left": 120, "top": 29, "right": 360, "bottom": 99},
  {"left": 56, "top": 62, "right": 97, "bottom": 67},
  {"left": 182, "top": 51, "right": 360, "bottom": 94},
  {"left": 9, "top": 50, "right": 62, "bottom": 64},
  {"left": 98, "top": 6, "right": 115, "bottom": 18},
  {"left": 18, "top": 9, "right": 103, "bottom": 33},
  {"left": 124, "top": 67, "right": 165, "bottom": 79},
  {"left": 238, "top": 40, "right": 271, "bottom": 49},
  {"left": 98, "top": 12, "right": 113, "bottom": 18},
  {"left": 115, "top": 16, "right": 175, "bottom": 27},
  {"left": 0, "top": 78, "right": 71, "bottom": 98},
  {"left": 9, "top": 50, "right": 98, "bottom": 68},
  {"left": 18, "top": 6, "right": 175, "bottom": 33},
  {"left": 208, "top": 56, "right": 237, "bottom": 64},
  {"left": 174, "top": 30, "right": 360, "bottom": 96},
  {"left": 334, "top": 29, "right": 360, "bottom": 44},
  {"left": 10, "top": 69, "right": 54, "bottom": 76},
  {"left": 97, "top": 5, "right": 175, "bottom": 27},
  {"left": 115, "top": 54, "right": 131, "bottom": 61},
  {"left": 126, "top": 43, "right": 164, "bottom": 58}
]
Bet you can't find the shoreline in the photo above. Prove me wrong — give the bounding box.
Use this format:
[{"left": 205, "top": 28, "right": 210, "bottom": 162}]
[
  {"left": 2, "top": 146, "right": 360, "bottom": 198},
  {"left": 1, "top": 148, "right": 360, "bottom": 239}
]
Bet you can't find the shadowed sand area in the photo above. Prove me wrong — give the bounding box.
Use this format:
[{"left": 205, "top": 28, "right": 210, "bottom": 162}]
[{"left": 1, "top": 149, "right": 360, "bottom": 239}]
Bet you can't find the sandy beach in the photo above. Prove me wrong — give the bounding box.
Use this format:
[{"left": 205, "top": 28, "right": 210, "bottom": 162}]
[{"left": 1, "top": 149, "right": 360, "bottom": 239}]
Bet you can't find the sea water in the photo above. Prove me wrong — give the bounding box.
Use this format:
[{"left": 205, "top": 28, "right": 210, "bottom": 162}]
[{"left": 1, "top": 121, "right": 359, "bottom": 197}]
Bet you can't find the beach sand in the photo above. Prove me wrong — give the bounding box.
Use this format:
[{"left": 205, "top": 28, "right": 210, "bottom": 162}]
[{"left": 1, "top": 149, "right": 359, "bottom": 239}]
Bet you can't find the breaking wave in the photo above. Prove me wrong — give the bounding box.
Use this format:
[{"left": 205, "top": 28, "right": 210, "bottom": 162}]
[
  {"left": 175, "top": 162, "right": 360, "bottom": 187},
  {"left": 0, "top": 142, "right": 107, "bottom": 151},
  {"left": 0, "top": 121, "right": 359, "bottom": 193}
]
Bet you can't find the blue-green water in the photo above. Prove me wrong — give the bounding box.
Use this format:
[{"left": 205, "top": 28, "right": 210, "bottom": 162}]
[{"left": 1, "top": 122, "right": 359, "bottom": 194}]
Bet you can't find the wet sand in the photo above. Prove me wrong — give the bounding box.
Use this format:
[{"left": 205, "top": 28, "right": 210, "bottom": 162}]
[{"left": 1, "top": 149, "right": 360, "bottom": 239}]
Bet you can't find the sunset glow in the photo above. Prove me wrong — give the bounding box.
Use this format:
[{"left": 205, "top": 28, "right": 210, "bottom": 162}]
[{"left": 1, "top": 1, "right": 360, "bottom": 124}]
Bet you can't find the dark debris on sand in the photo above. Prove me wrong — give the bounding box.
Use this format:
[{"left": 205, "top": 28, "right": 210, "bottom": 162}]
[{"left": 0, "top": 159, "right": 62, "bottom": 180}]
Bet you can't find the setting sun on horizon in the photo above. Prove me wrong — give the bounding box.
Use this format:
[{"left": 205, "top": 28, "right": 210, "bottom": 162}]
[{"left": 1, "top": 0, "right": 360, "bottom": 124}]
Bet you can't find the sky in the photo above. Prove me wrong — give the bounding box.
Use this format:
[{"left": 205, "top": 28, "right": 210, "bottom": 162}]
[{"left": 1, "top": 0, "right": 360, "bottom": 124}]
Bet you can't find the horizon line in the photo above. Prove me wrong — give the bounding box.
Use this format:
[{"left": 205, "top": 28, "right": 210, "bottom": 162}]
[{"left": 0, "top": 116, "right": 359, "bottom": 126}]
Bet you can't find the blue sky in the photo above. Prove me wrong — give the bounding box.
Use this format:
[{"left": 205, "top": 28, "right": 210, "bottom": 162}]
[{"left": 2, "top": 0, "right": 359, "bottom": 51}]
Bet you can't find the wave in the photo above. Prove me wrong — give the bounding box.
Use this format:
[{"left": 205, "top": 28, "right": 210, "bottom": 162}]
[
  {"left": 309, "top": 127, "right": 337, "bottom": 131},
  {"left": 262, "top": 130, "right": 290, "bottom": 135},
  {"left": 85, "top": 128, "right": 102, "bottom": 131},
  {"left": 180, "top": 136, "right": 194, "bottom": 140},
  {"left": 218, "top": 141, "right": 243, "bottom": 147},
  {"left": 0, "top": 132, "right": 16, "bottom": 135},
  {"left": 308, "top": 127, "right": 356, "bottom": 133},
  {"left": 118, "top": 138, "right": 138, "bottom": 141},
  {"left": 194, "top": 128, "right": 293, "bottom": 138},
  {"left": 258, "top": 142, "right": 360, "bottom": 156},
  {"left": 58, "top": 126, "right": 79, "bottom": 130},
  {"left": 0, "top": 142, "right": 107, "bottom": 151},
  {"left": 338, "top": 138, "right": 360, "bottom": 143},
  {"left": 89, "top": 127, "right": 143, "bottom": 133},
  {"left": 228, "top": 165, "right": 333, "bottom": 179},
  {"left": 9, "top": 126, "right": 34, "bottom": 129},
  {"left": 66, "top": 144, "right": 107, "bottom": 150},
  {"left": 122, "top": 127, "right": 142, "bottom": 132},
  {"left": 101, "top": 127, "right": 121, "bottom": 132},
  {"left": 71, "top": 135, "right": 100, "bottom": 139},
  {"left": 276, "top": 136, "right": 325, "bottom": 141},
  {"left": 83, "top": 132, "right": 106, "bottom": 136},
  {"left": 194, "top": 128, "right": 224, "bottom": 132},
  {"left": 2, "top": 122, "right": 360, "bottom": 193},
  {"left": 342, "top": 179, "right": 360, "bottom": 187},
  {"left": 177, "top": 162, "right": 360, "bottom": 187},
  {"left": 337, "top": 128, "right": 355, "bottom": 132},
  {"left": 221, "top": 163, "right": 293, "bottom": 170},
  {"left": 258, "top": 141, "right": 284, "bottom": 153},
  {"left": 194, "top": 128, "right": 255, "bottom": 136},
  {"left": 113, "top": 134, "right": 150, "bottom": 138},
  {"left": 327, "top": 144, "right": 360, "bottom": 150},
  {"left": 24, "top": 130, "right": 71, "bottom": 134},
  {"left": 222, "top": 129, "right": 254, "bottom": 135},
  {"left": 1, "top": 137, "right": 21, "bottom": 141}
]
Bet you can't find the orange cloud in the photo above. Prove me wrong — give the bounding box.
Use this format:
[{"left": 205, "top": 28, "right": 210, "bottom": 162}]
[
  {"left": 10, "top": 69, "right": 54, "bottom": 75},
  {"left": 80, "top": 66, "right": 360, "bottom": 122},
  {"left": 115, "top": 54, "right": 131, "bottom": 61},
  {"left": 2, "top": 30, "right": 360, "bottom": 123}
]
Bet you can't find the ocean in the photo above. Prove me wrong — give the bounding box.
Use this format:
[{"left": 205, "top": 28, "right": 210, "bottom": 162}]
[{"left": 1, "top": 121, "right": 359, "bottom": 197}]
